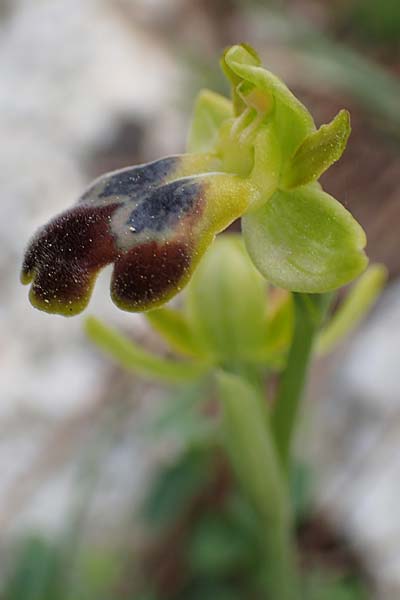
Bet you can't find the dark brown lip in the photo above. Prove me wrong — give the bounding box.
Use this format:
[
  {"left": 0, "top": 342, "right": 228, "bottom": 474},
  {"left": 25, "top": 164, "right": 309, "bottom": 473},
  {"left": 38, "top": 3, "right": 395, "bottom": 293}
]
[{"left": 111, "top": 240, "right": 192, "bottom": 312}]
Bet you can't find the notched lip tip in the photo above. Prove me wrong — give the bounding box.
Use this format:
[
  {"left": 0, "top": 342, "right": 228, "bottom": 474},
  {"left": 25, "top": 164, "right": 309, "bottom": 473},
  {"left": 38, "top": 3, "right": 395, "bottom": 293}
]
[
  {"left": 110, "top": 289, "right": 170, "bottom": 314},
  {"left": 110, "top": 295, "right": 146, "bottom": 314},
  {"left": 20, "top": 270, "right": 32, "bottom": 285},
  {"left": 31, "top": 303, "right": 85, "bottom": 318},
  {"left": 28, "top": 290, "right": 87, "bottom": 318}
]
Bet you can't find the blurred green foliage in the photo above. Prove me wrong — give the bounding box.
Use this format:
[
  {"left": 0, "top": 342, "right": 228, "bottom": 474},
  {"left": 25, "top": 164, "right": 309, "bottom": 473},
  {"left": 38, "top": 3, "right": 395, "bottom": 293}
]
[
  {"left": 346, "top": 0, "right": 400, "bottom": 44},
  {"left": 0, "top": 536, "right": 122, "bottom": 600},
  {"left": 0, "top": 444, "right": 368, "bottom": 600},
  {"left": 1, "top": 537, "right": 61, "bottom": 600}
]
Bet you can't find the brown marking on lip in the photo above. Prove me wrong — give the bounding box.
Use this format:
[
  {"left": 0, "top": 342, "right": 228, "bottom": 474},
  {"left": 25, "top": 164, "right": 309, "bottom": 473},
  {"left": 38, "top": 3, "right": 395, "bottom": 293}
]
[
  {"left": 111, "top": 240, "right": 192, "bottom": 311},
  {"left": 22, "top": 203, "right": 119, "bottom": 315},
  {"left": 28, "top": 259, "right": 95, "bottom": 314}
]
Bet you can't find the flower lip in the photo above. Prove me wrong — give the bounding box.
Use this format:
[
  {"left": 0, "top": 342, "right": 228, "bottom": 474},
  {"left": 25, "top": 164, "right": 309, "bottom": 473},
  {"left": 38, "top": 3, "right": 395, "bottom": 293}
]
[
  {"left": 126, "top": 179, "right": 202, "bottom": 234},
  {"left": 111, "top": 240, "right": 192, "bottom": 311},
  {"left": 21, "top": 149, "right": 256, "bottom": 317},
  {"left": 20, "top": 156, "right": 218, "bottom": 316},
  {"left": 21, "top": 202, "right": 120, "bottom": 316},
  {"left": 97, "top": 156, "right": 179, "bottom": 199}
]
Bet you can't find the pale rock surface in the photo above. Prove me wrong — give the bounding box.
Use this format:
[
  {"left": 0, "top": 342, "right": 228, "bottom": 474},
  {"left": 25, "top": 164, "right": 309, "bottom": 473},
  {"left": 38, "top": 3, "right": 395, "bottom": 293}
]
[
  {"left": 0, "top": 0, "right": 179, "bottom": 536},
  {"left": 308, "top": 280, "right": 400, "bottom": 599}
]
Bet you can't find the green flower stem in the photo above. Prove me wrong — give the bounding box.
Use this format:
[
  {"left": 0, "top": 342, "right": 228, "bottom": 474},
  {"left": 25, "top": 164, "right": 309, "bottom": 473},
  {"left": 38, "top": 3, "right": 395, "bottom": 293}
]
[
  {"left": 218, "top": 371, "right": 298, "bottom": 600},
  {"left": 271, "top": 292, "right": 332, "bottom": 470}
]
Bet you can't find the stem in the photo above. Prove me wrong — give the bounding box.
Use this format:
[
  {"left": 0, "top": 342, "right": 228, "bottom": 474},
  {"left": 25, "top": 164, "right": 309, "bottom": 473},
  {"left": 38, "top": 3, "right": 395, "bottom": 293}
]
[
  {"left": 218, "top": 371, "right": 298, "bottom": 600},
  {"left": 271, "top": 293, "right": 332, "bottom": 470}
]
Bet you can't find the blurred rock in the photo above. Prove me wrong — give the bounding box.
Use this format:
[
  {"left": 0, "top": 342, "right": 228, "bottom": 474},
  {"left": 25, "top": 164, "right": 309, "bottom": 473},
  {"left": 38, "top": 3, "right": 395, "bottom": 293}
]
[
  {"left": 308, "top": 279, "right": 400, "bottom": 598},
  {"left": 0, "top": 0, "right": 179, "bottom": 532}
]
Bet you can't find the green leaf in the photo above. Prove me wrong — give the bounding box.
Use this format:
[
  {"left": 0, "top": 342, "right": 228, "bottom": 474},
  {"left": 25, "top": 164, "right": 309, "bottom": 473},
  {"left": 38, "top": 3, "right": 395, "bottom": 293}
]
[
  {"left": 306, "top": 571, "right": 368, "bottom": 600},
  {"left": 187, "top": 89, "right": 233, "bottom": 153},
  {"left": 224, "top": 45, "right": 315, "bottom": 160},
  {"left": 282, "top": 110, "right": 351, "bottom": 189},
  {"left": 3, "top": 537, "right": 61, "bottom": 600},
  {"left": 181, "top": 582, "right": 244, "bottom": 600},
  {"left": 85, "top": 316, "right": 209, "bottom": 383},
  {"left": 145, "top": 306, "right": 204, "bottom": 358},
  {"left": 185, "top": 235, "right": 268, "bottom": 363},
  {"left": 73, "top": 549, "right": 122, "bottom": 599},
  {"left": 290, "top": 461, "right": 313, "bottom": 523},
  {"left": 317, "top": 263, "right": 387, "bottom": 355},
  {"left": 242, "top": 185, "right": 368, "bottom": 293},
  {"left": 188, "top": 515, "right": 252, "bottom": 576}
]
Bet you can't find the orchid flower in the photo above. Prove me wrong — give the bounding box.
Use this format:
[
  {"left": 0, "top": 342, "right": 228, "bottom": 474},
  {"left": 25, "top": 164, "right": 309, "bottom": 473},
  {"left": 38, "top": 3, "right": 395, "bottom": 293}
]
[{"left": 21, "top": 44, "right": 367, "bottom": 316}]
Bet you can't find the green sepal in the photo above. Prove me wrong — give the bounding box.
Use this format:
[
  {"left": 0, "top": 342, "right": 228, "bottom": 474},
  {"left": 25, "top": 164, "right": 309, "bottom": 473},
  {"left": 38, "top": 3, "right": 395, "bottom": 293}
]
[
  {"left": 224, "top": 45, "right": 315, "bottom": 161},
  {"left": 242, "top": 185, "right": 368, "bottom": 293},
  {"left": 282, "top": 110, "right": 351, "bottom": 189},
  {"left": 145, "top": 306, "right": 204, "bottom": 358},
  {"left": 187, "top": 89, "right": 233, "bottom": 153},
  {"left": 85, "top": 316, "right": 209, "bottom": 383},
  {"left": 317, "top": 263, "right": 387, "bottom": 355}
]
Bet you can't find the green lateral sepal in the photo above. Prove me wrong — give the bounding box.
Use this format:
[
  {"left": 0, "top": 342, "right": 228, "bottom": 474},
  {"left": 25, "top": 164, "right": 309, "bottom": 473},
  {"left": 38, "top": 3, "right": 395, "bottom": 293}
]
[{"left": 242, "top": 185, "right": 368, "bottom": 293}]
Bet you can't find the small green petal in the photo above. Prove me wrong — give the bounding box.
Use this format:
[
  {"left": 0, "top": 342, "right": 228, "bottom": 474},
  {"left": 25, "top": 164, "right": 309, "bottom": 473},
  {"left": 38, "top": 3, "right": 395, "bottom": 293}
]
[
  {"left": 282, "top": 110, "right": 351, "bottom": 189},
  {"left": 249, "top": 124, "right": 281, "bottom": 205},
  {"left": 85, "top": 316, "right": 209, "bottom": 383},
  {"left": 242, "top": 185, "right": 368, "bottom": 293},
  {"left": 317, "top": 264, "right": 387, "bottom": 355},
  {"left": 187, "top": 89, "right": 233, "bottom": 153},
  {"left": 224, "top": 45, "right": 315, "bottom": 159}
]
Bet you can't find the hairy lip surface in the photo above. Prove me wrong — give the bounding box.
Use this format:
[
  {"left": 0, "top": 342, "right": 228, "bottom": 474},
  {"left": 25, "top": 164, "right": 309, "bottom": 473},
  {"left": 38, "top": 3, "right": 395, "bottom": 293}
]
[{"left": 112, "top": 241, "right": 192, "bottom": 311}]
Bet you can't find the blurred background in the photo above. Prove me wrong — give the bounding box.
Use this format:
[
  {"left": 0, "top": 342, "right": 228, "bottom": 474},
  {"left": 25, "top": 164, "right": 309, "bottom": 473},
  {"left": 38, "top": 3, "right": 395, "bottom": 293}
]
[{"left": 1, "top": 0, "right": 400, "bottom": 598}]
